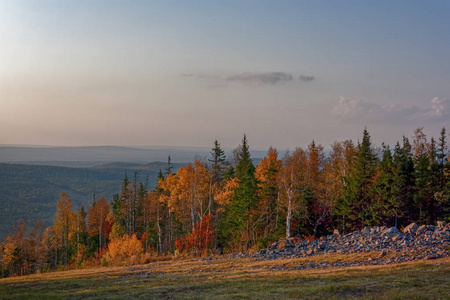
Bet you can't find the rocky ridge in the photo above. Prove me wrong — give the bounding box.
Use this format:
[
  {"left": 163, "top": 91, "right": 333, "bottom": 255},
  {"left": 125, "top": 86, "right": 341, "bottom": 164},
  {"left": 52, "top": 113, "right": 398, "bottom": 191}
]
[{"left": 227, "top": 222, "right": 450, "bottom": 267}]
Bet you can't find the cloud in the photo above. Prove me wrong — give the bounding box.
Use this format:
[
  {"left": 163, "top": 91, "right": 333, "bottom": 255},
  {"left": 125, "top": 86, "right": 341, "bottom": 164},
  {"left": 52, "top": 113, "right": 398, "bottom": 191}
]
[
  {"left": 298, "top": 75, "right": 315, "bottom": 82},
  {"left": 182, "top": 71, "right": 315, "bottom": 86},
  {"left": 332, "top": 96, "right": 448, "bottom": 122},
  {"left": 180, "top": 73, "right": 211, "bottom": 79},
  {"left": 225, "top": 72, "right": 293, "bottom": 85},
  {"left": 428, "top": 97, "right": 449, "bottom": 119}
]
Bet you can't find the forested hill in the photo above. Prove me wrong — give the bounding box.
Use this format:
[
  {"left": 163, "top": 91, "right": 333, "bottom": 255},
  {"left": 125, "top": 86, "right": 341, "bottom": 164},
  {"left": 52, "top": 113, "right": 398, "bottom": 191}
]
[{"left": 0, "top": 162, "right": 186, "bottom": 239}]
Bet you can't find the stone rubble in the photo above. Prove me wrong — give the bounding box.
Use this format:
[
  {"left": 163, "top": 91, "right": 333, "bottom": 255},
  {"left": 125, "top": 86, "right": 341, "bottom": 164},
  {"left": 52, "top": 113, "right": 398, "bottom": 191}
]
[
  {"left": 118, "top": 222, "right": 449, "bottom": 278},
  {"left": 227, "top": 222, "right": 450, "bottom": 268}
]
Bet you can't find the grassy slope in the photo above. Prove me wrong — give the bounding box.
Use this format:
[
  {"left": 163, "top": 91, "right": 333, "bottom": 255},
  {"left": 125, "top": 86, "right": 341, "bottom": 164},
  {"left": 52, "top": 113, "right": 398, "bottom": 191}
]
[{"left": 0, "top": 254, "right": 448, "bottom": 299}]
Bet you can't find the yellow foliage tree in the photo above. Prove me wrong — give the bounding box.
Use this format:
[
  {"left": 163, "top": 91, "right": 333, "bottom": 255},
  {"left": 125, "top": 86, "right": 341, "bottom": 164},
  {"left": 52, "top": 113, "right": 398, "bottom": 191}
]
[
  {"left": 53, "top": 192, "right": 76, "bottom": 266},
  {"left": 214, "top": 177, "right": 239, "bottom": 212},
  {"left": 1, "top": 236, "right": 16, "bottom": 275}
]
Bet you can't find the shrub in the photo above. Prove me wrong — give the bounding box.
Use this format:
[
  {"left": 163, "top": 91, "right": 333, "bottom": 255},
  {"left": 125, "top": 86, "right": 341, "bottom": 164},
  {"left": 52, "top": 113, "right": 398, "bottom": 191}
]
[{"left": 106, "top": 234, "right": 143, "bottom": 264}]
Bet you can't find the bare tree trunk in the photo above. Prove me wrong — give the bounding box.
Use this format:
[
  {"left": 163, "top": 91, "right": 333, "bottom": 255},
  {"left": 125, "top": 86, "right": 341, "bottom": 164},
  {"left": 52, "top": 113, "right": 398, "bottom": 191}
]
[
  {"left": 286, "top": 192, "right": 292, "bottom": 241},
  {"left": 157, "top": 205, "right": 162, "bottom": 255}
]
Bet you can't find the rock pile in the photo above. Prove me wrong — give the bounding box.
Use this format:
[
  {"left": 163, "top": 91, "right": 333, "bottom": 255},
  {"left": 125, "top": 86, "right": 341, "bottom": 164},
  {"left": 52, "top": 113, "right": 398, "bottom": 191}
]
[{"left": 229, "top": 222, "right": 450, "bottom": 264}]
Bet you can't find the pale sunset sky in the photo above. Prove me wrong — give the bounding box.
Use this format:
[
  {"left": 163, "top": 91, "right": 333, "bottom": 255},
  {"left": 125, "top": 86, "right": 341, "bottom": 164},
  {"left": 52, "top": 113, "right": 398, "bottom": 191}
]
[{"left": 1, "top": 1, "right": 449, "bottom": 150}]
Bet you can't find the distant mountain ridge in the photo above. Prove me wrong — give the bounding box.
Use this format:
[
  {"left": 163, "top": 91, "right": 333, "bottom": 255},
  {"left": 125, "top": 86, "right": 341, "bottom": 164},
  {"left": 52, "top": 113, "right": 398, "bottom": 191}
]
[
  {"left": 0, "top": 145, "right": 211, "bottom": 165},
  {"left": 0, "top": 161, "right": 188, "bottom": 239}
]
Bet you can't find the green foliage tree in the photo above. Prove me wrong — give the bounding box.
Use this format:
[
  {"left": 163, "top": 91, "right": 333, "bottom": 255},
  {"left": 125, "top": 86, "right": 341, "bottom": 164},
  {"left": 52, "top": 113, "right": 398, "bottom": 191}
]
[
  {"left": 223, "top": 135, "right": 258, "bottom": 250},
  {"left": 374, "top": 144, "right": 395, "bottom": 226},
  {"left": 435, "top": 128, "right": 450, "bottom": 221},
  {"left": 338, "top": 129, "right": 378, "bottom": 231},
  {"left": 412, "top": 127, "right": 435, "bottom": 224},
  {"left": 390, "top": 138, "right": 415, "bottom": 226}
]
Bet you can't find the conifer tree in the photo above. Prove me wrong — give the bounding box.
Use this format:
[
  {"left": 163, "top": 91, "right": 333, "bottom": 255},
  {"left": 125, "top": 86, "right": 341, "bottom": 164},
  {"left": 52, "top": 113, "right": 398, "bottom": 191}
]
[
  {"left": 165, "top": 156, "right": 173, "bottom": 176},
  {"left": 390, "top": 138, "right": 415, "bottom": 226},
  {"left": 375, "top": 144, "right": 395, "bottom": 226},
  {"left": 338, "top": 128, "right": 378, "bottom": 231},
  {"left": 209, "top": 140, "right": 227, "bottom": 185},
  {"left": 412, "top": 128, "right": 434, "bottom": 224},
  {"left": 223, "top": 135, "right": 258, "bottom": 250},
  {"left": 436, "top": 128, "right": 450, "bottom": 219}
]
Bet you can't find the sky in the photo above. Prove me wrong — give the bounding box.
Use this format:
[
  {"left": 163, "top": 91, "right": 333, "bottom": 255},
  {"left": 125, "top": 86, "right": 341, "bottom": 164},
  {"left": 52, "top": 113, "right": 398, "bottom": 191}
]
[{"left": 1, "top": 1, "right": 449, "bottom": 150}]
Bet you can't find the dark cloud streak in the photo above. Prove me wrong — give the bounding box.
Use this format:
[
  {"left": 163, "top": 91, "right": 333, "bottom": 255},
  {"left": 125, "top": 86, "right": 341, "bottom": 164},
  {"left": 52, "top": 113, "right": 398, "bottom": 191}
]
[
  {"left": 182, "top": 72, "right": 316, "bottom": 86},
  {"left": 299, "top": 75, "right": 315, "bottom": 82},
  {"left": 225, "top": 72, "right": 293, "bottom": 85}
]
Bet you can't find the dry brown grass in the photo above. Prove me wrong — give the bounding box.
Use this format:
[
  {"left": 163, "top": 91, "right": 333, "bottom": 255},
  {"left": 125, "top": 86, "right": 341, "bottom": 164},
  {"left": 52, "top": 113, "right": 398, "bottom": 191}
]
[{"left": 0, "top": 253, "right": 449, "bottom": 299}]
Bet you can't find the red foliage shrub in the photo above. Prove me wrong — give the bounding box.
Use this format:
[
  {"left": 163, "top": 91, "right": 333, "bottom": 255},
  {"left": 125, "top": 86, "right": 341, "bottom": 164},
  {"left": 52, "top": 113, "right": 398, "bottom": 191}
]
[{"left": 175, "top": 214, "right": 215, "bottom": 256}]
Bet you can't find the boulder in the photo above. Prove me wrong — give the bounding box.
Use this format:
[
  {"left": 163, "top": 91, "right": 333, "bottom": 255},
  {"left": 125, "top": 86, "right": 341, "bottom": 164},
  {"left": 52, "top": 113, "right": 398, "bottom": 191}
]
[
  {"left": 381, "top": 227, "right": 400, "bottom": 236},
  {"left": 437, "top": 221, "right": 447, "bottom": 227},
  {"left": 404, "top": 223, "right": 418, "bottom": 235},
  {"left": 416, "top": 225, "right": 427, "bottom": 236},
  {"left": 289, "top": 237, "right": 301, "bottom": 245}
]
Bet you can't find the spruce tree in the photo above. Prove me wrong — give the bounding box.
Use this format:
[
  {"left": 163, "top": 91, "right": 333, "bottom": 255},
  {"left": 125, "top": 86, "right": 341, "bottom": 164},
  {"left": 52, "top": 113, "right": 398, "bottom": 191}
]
[
  {"left": 338, "top": 128, "right": 378, "bottom": 231},
  {"left": 390, "top": 138, "right": 415, "bottom": 226},
  {"left": 209, "top": 140, "right": 227, "bottom": 185},
  {"left": 165, "top": 156, "right": 173, "bottom": 176},
  {"left": 375, "top": 144, "right": 395, "bottom": 226},
  {"left": 225, "top": 135, "right": 259, "bottom": 249},
  {"left": 412, "top": 129, "right": 435, "bottom": 224},
  {"left": 436, "top": 128, "right": 450, "bottom": 220}
]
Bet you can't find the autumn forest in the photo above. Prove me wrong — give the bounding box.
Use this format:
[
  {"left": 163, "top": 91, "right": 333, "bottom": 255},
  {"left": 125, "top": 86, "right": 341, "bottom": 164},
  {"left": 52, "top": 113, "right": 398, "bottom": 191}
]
[{"left": 1, "top": 127, "right": 449, "bottom": 277}]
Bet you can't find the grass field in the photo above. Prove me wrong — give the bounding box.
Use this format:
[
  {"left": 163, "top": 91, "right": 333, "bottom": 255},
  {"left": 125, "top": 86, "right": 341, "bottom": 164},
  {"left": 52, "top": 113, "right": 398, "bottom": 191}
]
[{"left": 0, "top": 254, "right": 449, "bottom": 299}]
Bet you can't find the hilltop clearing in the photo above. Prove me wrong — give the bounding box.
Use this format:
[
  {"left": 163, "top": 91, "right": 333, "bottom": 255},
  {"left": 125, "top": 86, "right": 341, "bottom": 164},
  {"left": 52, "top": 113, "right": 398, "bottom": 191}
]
[
  {"left": 1, "top": 223, "right": 449, "bottom": 299},
  {"left": 0, "top": 254, "right": 448, "bottom": 299}
]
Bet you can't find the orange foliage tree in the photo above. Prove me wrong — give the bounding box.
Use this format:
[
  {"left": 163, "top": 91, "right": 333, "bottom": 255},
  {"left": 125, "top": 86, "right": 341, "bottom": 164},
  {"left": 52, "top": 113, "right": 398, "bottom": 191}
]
[
  {"left": 254, "top": 147, "right": 282, "bottom": 244},
  {"left": 87, "top": 196, "right": 111, "bottom": 254}
]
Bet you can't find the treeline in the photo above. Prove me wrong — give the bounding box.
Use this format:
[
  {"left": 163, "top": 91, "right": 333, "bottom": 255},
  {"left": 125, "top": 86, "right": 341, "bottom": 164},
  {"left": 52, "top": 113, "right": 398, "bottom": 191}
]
[{"left": 1, "top": 127, "right": 449, "bottom": 277}]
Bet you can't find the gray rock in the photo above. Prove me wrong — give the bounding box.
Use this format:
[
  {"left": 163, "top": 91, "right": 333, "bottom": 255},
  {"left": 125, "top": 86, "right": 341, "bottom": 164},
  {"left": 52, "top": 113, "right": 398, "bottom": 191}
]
[
  {"left": 404, "top": 223, "right": 418, "bottom": 235},
  {"left": 436, "top": 221, "right": 446, "bottom": 227},
  {"left": 382, "top": 227, "right": 400, "bottom": 236},
  {"left": 416, "top": 225, "right": 427, "bottom": 236}
]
